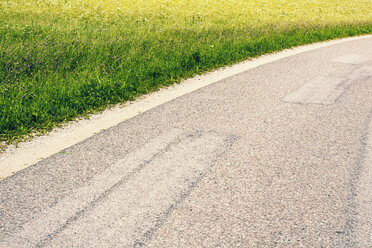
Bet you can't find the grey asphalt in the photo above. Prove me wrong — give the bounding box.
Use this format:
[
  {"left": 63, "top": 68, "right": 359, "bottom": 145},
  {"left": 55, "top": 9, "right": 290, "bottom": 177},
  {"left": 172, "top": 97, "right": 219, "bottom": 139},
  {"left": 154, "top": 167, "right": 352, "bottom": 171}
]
[{"left": 1, "top": 37, "right": 372, "bottom": 247}]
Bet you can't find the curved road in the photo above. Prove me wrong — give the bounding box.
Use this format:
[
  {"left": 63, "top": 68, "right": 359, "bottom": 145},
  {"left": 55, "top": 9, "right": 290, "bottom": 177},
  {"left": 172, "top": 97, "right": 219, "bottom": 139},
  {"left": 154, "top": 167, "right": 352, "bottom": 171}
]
[{"left": 1, "top": 37, "right": 372, "bottom": 247}]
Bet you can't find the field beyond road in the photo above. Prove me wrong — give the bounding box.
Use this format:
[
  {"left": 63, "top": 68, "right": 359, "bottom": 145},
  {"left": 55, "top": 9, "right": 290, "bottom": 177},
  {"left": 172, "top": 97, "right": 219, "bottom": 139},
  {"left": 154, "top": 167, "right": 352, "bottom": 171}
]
[{"left": 1, "top": 0, "right": 372, "bottom": 146}]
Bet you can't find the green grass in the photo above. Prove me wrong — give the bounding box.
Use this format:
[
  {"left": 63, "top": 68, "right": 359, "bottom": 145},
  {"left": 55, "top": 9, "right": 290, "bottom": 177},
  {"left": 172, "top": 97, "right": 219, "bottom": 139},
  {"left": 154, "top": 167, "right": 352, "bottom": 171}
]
[{"left": 1, "top": 0, "right": 372, "bottom": 147}]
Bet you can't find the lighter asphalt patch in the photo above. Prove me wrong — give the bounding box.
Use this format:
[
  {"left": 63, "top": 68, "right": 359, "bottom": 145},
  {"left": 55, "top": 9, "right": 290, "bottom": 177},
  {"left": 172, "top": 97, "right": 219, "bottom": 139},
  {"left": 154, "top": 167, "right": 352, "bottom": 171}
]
[
  {"left": 283, "top": 52, "right": 372, "bottom": 105},
  {"left": 1, "top": 129, "right": 235, "bottom": 247},
  {"left": 331, "top": 53, "right": 371, "bottom": 64},
  {"left": 282, "top": 76, "right": 351, "bottom": 105}
]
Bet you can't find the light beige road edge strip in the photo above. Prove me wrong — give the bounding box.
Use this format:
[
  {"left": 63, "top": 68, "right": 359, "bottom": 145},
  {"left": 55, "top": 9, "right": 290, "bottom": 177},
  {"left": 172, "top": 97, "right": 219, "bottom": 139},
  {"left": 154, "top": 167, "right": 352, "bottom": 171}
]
[{"left": 1, "top": 34, "right": 372, "bottom": 180}]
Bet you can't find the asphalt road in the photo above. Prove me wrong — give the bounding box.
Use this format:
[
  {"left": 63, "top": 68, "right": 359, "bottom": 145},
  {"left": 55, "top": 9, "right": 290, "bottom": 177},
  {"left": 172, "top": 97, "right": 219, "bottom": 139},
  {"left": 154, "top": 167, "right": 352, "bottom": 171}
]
[{"left": 1, "top": 37, "right": 372, "bottom": 247}]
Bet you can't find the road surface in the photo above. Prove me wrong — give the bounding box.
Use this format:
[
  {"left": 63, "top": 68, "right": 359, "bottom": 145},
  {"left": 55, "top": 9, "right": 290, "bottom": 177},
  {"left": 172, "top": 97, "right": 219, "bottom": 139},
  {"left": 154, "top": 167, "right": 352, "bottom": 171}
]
[{"left": 1, "top": 37, "right": 372, "bottom": 247}]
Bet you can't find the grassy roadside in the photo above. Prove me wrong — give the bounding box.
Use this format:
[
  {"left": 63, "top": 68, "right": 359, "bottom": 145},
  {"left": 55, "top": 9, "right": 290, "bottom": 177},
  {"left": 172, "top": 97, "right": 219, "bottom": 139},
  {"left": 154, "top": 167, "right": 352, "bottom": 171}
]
[{"left": 1, "top": 0, "right": 372, "bottom": 147}]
